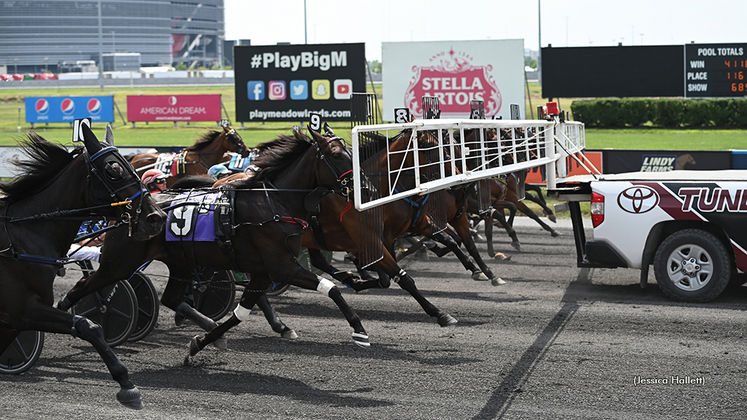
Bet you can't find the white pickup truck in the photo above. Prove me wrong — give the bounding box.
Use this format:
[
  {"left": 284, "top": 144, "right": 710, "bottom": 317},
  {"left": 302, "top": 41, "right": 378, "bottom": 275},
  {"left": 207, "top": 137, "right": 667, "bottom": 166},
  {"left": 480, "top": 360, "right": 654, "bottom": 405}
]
[{"left": 549, "top": 170, "right": 747, "bottom": 302}]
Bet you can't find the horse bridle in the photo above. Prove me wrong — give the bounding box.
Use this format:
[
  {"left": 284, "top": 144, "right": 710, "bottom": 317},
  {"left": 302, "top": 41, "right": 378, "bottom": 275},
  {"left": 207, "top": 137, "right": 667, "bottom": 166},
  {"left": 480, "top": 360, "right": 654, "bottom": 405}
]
[
  {"left": 310, "top": 135, "right": 356, "bottom": 201},
  {"left": 85, "top": 145, "right": 149, "bottom": 236}
]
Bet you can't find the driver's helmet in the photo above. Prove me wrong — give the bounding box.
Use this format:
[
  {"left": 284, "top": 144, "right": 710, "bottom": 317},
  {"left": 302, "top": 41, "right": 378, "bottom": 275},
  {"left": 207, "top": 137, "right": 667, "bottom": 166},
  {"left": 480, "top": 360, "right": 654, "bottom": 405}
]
[
  {"left": 208, "top": 164, "right": 230, "bottom": 178},
  {"left": 141, "top": 169, "right": 167, "bottom": 193}
]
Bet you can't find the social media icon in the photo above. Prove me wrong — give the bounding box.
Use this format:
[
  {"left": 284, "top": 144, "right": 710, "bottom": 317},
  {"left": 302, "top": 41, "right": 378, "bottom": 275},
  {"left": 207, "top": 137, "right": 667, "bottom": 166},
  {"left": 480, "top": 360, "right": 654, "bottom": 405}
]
[
  {"left": 247, "top": 81, "right": 265, "bottom": 101},
  {"left": 334, "top": 79, "right": 353, "bottom": 100},
  {"left": 268, "top": 80, "right": 286, "bottom": 100},
  {"left": 311, "top": 80, "right": 330, "bottom": 100},
  {"left": 290, "top": 80, "right": 308, "bottom": 100}
]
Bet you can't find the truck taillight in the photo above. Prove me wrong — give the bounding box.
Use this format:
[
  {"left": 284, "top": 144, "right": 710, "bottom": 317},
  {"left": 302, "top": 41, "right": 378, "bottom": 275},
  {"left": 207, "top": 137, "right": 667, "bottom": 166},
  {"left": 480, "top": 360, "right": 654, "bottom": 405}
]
[{"left": 590, "top": 192, "right": 604, "bottom": 227}]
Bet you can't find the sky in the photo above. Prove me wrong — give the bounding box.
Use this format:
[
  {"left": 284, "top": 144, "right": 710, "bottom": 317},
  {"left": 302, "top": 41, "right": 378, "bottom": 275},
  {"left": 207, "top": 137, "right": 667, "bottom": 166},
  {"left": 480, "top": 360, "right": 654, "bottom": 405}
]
[{"left": 224, "top": 0, "right": 747, "bottom": 62}]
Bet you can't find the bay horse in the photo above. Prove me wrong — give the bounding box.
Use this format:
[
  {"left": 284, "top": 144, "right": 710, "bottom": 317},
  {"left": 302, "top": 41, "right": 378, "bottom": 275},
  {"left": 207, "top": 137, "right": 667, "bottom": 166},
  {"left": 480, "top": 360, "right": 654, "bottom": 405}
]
[
  {"left": 56, "top": 126, "right": 371, "bottom": 359},
  {"left": 0, "top": 125, "right": 166, "bottom": 409},
  {"left": 128, "top": 124, "right": 249, "bottom": 188}
]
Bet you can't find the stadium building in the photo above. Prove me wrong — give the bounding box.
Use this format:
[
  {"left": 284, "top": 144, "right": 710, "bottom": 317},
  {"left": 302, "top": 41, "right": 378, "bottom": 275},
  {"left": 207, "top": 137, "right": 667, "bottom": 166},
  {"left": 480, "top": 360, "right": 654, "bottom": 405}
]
[{"left": 0, "top": 0, "right": 225, "bottom": 74}]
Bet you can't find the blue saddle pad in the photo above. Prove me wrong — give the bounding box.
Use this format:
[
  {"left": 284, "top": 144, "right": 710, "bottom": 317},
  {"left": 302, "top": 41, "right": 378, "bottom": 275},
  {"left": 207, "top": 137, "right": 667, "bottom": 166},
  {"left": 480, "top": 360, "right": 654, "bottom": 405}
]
[{"left": 165, "top": 192, "right": 221, "bottom": 242}]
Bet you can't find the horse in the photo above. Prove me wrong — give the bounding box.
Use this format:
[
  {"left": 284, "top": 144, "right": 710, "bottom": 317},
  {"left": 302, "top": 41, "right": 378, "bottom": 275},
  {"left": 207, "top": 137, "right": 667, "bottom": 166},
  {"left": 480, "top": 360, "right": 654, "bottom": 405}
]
[
  {"left": 55, "top": 125, "right": 371, "bottom": 360},
  {"left": 128, "top": 124, "right": 249, "bottom": 188},
  {"left": 0, "top": 125, "right": 166, "bottom": 409}
]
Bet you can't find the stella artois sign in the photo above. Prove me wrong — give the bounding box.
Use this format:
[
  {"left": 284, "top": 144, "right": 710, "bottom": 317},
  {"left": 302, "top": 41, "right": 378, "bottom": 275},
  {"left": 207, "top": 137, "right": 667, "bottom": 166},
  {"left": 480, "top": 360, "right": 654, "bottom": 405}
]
[
  {"left": 383, "top": 40, "right": 525, "bottom": 121},
  {"left": 403, "top": 48, "right": 502, "bottom": 118}
]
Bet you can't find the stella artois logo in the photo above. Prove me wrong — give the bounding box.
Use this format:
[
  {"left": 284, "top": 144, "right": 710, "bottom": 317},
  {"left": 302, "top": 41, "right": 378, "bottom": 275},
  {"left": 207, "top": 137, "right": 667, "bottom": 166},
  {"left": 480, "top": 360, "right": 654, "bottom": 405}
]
[{"left": 404, "top": 48, "right": 502, "bottom": 118}]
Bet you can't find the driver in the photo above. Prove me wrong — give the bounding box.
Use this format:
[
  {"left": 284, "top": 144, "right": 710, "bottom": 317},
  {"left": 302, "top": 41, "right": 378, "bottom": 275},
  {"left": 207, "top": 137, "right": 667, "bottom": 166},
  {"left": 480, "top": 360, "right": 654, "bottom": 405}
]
[{"left": 141, "top": 169, "right": 167, "bottom": 194}]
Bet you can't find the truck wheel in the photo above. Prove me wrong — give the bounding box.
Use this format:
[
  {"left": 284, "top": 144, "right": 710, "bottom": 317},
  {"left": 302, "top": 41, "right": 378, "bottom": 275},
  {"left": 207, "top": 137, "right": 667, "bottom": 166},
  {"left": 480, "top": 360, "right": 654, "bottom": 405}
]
[{"left": 654, "top": 229, "right": 731, "bottom": 303}]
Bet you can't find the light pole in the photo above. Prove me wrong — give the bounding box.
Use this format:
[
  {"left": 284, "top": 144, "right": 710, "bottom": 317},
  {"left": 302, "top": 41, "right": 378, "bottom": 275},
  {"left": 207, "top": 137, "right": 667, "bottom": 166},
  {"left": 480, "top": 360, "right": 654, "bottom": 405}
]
[
  {"left": 14, "top": 57, "right": 18, "bottom": 74},
  {"left": 44, "top": 57, "right": 49, "bottom": 73},
  {"left": 304, "top": 0, "right": 307, "bottom": 44}
]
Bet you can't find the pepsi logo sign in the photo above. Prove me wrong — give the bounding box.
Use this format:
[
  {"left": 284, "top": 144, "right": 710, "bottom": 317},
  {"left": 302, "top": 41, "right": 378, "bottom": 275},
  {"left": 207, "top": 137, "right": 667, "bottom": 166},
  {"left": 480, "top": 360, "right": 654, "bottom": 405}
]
[
  {"left": 87, "top": 98, "right": 102, "bottom": 115},
  {"left": 617, "top": 185, "right": 660, "bottom": 214},
  {"left": 35, "top": 99, "right": 49, "bottom": 115},
  {"left": 60, "top": 98, "right": 75, "bottom": 115}
]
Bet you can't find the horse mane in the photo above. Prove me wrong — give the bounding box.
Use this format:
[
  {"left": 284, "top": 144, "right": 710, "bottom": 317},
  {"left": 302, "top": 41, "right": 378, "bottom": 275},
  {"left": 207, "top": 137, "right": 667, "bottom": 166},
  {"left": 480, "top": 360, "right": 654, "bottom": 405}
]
[
  {"left": 0, "top": 132, "right": 81, "bottom": 203},
  {"left": 233, "top": 130, "right": 312, "bottom": 188},
  {"left": 185, "top": 130, "right": 222, "bottom": 152}
]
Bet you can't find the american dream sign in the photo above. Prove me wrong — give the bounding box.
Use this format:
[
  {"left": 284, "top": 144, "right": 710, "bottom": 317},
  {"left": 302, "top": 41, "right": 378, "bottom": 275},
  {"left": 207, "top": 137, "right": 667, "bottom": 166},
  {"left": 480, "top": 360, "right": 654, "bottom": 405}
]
[{"left": 382, "top": 39, "right": 525, "bottom": 121}]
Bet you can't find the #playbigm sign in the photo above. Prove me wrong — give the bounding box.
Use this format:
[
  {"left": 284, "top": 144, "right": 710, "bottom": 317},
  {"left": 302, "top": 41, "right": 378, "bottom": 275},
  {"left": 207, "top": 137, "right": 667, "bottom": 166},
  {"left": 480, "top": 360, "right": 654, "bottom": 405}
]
[{"left": 382, "top": 40, "right": 525, "bottom": 121}]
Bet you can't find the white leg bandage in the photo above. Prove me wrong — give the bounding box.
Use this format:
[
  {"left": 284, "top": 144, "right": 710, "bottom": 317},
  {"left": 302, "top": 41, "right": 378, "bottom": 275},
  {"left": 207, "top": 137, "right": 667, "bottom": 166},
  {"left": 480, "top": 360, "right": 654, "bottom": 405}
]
[
  {"left": 233, "top": 304, "right": 251, "bottom": 321},
  {"left": 316, "top": 276, "right": 335, "bottom": 296}
]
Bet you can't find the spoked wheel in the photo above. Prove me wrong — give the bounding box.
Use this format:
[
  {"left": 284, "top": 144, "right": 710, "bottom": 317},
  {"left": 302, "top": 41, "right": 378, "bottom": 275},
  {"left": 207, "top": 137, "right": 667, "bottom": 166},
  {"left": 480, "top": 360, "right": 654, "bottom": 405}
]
[
  {"left": 72, "top": 280, "right": 138, "bottom": 347},
  {"left": 127, "top": 272, "right": 160, "bottom": 342},
  {"left": 266, "top": 281, "right": 291, "bottom": 297},
  {"left": 0, "top": 331, "right": 44, "bottom": 374},
  {"left": 192, "top": 269, "right": 237, "bottom": 322}
]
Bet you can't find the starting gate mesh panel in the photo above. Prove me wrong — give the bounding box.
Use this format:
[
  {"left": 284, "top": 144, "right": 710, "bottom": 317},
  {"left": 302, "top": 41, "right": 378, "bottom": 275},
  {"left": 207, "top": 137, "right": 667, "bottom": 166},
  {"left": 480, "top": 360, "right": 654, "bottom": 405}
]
[
  {"left": 353, "top": 118, "right": 583, "bottom": 211},
  {"left": 350, "top": 92, "right": 384, "bottom": 266}
]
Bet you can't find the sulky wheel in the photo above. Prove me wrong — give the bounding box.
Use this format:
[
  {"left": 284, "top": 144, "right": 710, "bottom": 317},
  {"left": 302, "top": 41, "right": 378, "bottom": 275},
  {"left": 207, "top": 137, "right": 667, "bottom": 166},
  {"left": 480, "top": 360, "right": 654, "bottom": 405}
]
[
  {"left": 0, "top": 330, "right": 44, "bottom": 375},
  {"left": 72, "top": 280, "right": 138, "bottom": 347},
  {"left": 192, "top": 269, "right": 237, "bottom": 322},
  {"left": 127, "top": 272, "right": 160, "bottom": 342},
  {"left": 654, "top": 229, "right": 732, "bottom": 303}
]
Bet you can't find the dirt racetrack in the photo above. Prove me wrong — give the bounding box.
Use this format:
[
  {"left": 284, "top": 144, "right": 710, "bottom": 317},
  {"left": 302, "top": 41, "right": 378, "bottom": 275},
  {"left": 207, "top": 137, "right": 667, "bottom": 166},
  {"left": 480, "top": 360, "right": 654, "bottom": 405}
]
[{"left": 2, "top": 217, "right": 746, "bottom": 419}]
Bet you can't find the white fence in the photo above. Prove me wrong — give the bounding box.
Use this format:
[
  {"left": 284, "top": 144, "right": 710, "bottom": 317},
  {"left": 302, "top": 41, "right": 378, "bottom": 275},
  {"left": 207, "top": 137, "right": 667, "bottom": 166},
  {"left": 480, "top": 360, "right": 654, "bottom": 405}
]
[{"left": 351, "top": 118, "right": 585, "bottom": 211}]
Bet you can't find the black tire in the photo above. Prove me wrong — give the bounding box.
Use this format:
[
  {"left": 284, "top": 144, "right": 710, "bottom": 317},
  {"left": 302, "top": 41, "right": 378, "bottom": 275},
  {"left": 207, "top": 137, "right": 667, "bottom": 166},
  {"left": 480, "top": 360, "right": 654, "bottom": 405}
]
[
  {"left": 127, "top": 273, "right": 160, "bottom": 342},
  {"left": 0, "top": 331, "right": 44, "bottom": 374},
  {"left": 192, "top": 269, "right": 236, "bottom": 322},
  {"left": 230, "top": 271, "right": 290, "bottom": 296},
  {"left": 654, "top": 229, "right": 731, "bottom": 303},
  {"left": 266, "top": 281, "right": 291, "bottom": 297},
  {"left": 72, "top": 280, "right": 138, "bottom": 347}
]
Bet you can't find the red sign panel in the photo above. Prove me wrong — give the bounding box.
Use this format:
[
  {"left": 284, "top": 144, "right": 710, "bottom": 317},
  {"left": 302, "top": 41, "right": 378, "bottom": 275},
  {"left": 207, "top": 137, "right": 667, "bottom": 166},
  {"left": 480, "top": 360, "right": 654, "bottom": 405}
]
[
  {"left": 127, "top": 95, "right": 221, "bottom": 122},
  {"left": 525, "top": 151, "right": 603, "bottom": 184}
]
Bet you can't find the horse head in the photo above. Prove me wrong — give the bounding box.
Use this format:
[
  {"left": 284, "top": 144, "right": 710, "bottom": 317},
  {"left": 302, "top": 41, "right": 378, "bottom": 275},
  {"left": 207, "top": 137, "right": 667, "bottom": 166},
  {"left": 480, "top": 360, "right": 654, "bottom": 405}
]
[
  {"left": 80, "top": 123, "right": 166, "bottom": 240},
  {"left": 222, "top": 124, "right": 250, "bottom": 157}
]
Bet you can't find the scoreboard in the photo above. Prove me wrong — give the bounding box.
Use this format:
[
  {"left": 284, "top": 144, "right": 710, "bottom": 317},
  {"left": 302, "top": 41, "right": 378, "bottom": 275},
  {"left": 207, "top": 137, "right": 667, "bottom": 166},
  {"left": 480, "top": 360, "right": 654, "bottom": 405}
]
[
  {"left": 542, "top": 42, "right": 747, "bottom": 99},
  {"left": 685, "top": 43, "right": 747, "bottom": 97}
]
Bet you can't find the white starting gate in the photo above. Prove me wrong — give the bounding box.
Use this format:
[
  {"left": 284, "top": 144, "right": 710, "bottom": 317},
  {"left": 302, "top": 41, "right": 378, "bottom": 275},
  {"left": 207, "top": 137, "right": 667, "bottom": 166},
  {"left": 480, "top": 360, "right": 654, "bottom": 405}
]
[{"left": 351, "top": 117, "right": 586, "bottom": 211}]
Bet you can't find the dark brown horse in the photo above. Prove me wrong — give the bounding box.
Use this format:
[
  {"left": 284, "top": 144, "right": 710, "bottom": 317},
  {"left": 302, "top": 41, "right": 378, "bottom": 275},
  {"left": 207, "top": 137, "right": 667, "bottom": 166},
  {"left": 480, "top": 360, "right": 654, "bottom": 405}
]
[
  {"left": 128, "top": 124, "right": 249, "bottom": 187},
  {"left": 56, "top": 126, "right": 371, "bottom": 359},
  {"left": 0, "top": 125, "right": 166, "bottom": 409}
]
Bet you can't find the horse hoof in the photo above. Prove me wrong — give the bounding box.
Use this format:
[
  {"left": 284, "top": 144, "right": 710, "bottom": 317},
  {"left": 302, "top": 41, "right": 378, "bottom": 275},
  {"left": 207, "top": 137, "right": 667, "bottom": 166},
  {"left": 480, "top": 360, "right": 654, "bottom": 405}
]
[
  {"left": 116, "top": 386, "right": 143, "bottom": 410},
  {"left": 174, "top": 312, "right": 186, "bottom": 327},
  {"left": 189, "top": 335, "right": 203, "bottom": 357},
  {"left": 438, "top": 313, "right": 458, "bottom": 327},
  {"left": 281, "top": 329, "right": 298, "bottom": 339},
  {"left": 471, "top": 271, "right": 489, "bottom": 281},
  {"left": 352, "top": 332, "right": 370, "bottom": 347},
  {"left": 213, "top": 337, "right": 228, "bottom": 350},
  {"left": 549, "top": 215, "right": 557, "bottom": 223},
  {"left": 511, "top": 242, "right": 522, "bottom": 252},
  {"left": 378, "top": 276, "right": 390, "bottom": 289},
  {"left": 491, "top": 277, "right": 507, "bottom": 286},
  {"left": 493, "top": 253, "right": 512, "bottom": 261},
  {"left": 551, "top": 230, "right": 560, "bottom": 237}
]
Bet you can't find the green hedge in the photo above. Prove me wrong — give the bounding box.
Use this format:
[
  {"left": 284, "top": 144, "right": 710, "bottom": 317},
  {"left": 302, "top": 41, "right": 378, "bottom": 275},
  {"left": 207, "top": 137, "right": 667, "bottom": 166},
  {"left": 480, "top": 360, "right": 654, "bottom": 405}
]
[{"left": 571, "top": 98, "right": 747, "bottom": 128}]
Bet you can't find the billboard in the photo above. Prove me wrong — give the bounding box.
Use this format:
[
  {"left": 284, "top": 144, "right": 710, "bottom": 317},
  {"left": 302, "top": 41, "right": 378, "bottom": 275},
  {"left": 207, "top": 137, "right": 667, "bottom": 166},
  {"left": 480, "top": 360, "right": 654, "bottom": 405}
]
[
  {"left": 382, "top": 40, "right": 525, "bottom": 121},
  {"left": 25, "top": 96, "right": 114, "bottom": 124},
  {"left": 233, "top": 43, "right": 366, "bottom": 122},
  {"left": 126, "top": 95, "right": 222, "bottom": 122}
]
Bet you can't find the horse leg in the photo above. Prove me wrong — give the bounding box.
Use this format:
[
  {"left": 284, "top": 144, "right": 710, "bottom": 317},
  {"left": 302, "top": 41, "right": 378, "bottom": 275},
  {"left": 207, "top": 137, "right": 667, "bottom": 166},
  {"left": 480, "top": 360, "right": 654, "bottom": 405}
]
[
  {"left": 517, "top": 201, "right": 560, "bottom": 237},
  {"left": 525, "top": 186, "right": 557, "bottom": 222},
  {"left": 488, "top": 208, "right": 521, "bottom": 253},
  {"left": 449, "top": 216, "right": 508, "bottom": 286},
  {"left": 189, "top": 268, "right": 369, "bottom": 357},
  {"left": 254, "top": 294, "right": 297, "bottom": 339},
  {"left": 160, "top": 268, "right": 227, "bottom": 349},
  {"left": 390, "top": 266, "right": 458, "bottom": 327},
  {"left": 307, "top": 247, "right": 380, "bottom": 291},
  {"left": 10, "top": 297, "right": 141, "bottom": 409},
  {"left": 428, "top": 229, "right": 491, "bottom": 281}
]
